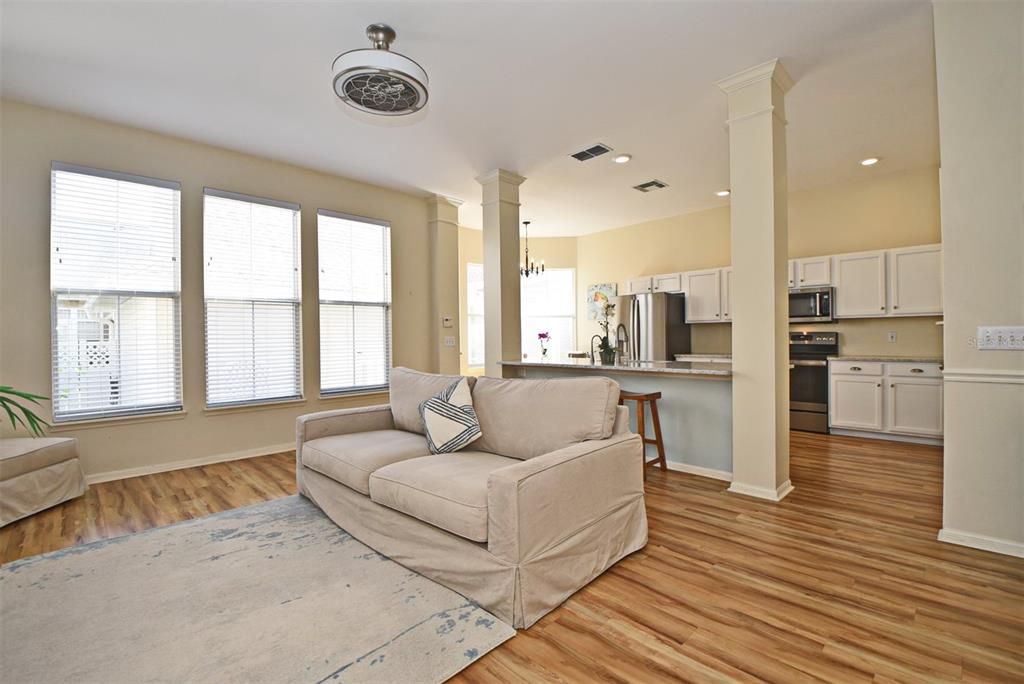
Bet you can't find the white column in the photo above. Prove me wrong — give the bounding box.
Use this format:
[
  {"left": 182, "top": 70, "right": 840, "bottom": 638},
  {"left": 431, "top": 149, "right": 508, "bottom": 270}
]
[
  {"left": 476, "top": 169, "right": 525, "bottom": 378},
  {"left": 717, "top": 59, "right": 794, "bottom": 501},
  {"left": 426, "top": 194, "right": 462, "bottom": 375},
  {"left": 933, "top": 1, "right": 1024, "bottom": 557}
]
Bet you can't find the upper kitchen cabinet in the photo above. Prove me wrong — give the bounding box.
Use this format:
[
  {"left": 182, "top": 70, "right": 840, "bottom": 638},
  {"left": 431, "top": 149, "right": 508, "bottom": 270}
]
[
  {"left": 652, "top": 272, "right": 684, "bottom": 293},
  {"left": 721, "top": 267, "right": 734, "bottom": 321},
  {"left": 684, "top": 269, "right": 722, "bottom": 323},
  {"left": 624, "top": 276, "right": 653, "bottom": 295},
  {"left": 888, "top": 244, "right": 942, "bottom": 315},
  {"left": 787, "top": 260, "right": 796, "bottom": 288},
  {"left": 793, "top": 256, "right": 831, "bottom": 287},
  {"left": 834, "top": 250, "right": 887, "bottom": 318}
]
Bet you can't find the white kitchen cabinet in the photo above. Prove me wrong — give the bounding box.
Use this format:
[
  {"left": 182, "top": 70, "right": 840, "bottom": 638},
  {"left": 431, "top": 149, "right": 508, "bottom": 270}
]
[
  {"left": 652, "top": 272, "right": 683, "bottom": 293},
  {"left": 793, "top": 256, "right": 832, "bottom": 287},
  {"left": 720, "top": 267, "right": 734, "bottom": 321},
  {"left": 834, "top": 250, "right": 887, "bottom": 318},
  {"left": 888, "top": 244, "right": 942, "bottom": 316},
  {"left": 830, "top": 361, "right": 943, "bottom": 441},
  {"left": 830, "top": 375, "right": 884, "bottom": 432},
  {"left": 787, "top": 260, "right": 796, "bottom": 288},
  {"left": 684, "top": 269, "right": 722, "bottom": 323},
  {"left": 887, "top": 377, "right": 943, "bottom": 437},
  {"left": 625, "top": 276, "right": 653, "bottom": 295}
]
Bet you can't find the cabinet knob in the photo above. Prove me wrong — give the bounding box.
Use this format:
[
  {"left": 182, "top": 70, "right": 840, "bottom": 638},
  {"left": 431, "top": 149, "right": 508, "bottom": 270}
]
[
  {"left": 894, "top": 305, "right": 899, "bottom": 309},
  {"left": 880, "top": 306, "right": 885, "bottom": 310},
  {"left": 877, "top": 383, "right": 881, "bottom": 387}
]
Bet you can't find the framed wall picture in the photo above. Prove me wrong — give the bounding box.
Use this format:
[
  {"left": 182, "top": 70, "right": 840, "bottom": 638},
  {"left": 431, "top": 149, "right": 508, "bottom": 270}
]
[{"left": 587, "top": 283, "right": 618, "bottom": 320}]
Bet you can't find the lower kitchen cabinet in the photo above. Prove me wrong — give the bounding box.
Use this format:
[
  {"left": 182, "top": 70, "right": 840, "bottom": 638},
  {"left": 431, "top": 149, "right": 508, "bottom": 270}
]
[
  {"left": 829, "top": 361, "right": 943, "bottom": 441},
  {"left": 830, "top": 375, "right": 884, "bottom": 431},
  {"left": 887, "top": 377, "right": 943, "bottom": 437}
]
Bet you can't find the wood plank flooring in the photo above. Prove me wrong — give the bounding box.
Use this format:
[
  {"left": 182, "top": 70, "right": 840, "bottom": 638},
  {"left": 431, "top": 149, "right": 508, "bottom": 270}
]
[{"left": 2, "top": 434, "right": 1022, "bottom": 682}]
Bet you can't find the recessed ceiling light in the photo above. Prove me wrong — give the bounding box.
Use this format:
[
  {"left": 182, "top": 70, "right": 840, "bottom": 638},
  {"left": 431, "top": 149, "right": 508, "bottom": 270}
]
[
  {"left": 860, "top": 157, "right": 880, "bottom": 166},
  {"left": 716, "top": 190, "right": 731, "bottom": 197},
  {"left": 613, "top": 154, "right": 632, "bottom": 164}
]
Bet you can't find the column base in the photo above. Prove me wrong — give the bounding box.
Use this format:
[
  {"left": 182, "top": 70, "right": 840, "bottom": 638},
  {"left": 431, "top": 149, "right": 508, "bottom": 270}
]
[{"left": 727, "top": 479, "right": 794, "bottom": 502}]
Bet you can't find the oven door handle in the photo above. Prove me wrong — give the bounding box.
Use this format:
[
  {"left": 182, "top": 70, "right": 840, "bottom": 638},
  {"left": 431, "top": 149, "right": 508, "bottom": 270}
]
[{"left": 790, "top": 360, "right": 828, "bottom": 367}]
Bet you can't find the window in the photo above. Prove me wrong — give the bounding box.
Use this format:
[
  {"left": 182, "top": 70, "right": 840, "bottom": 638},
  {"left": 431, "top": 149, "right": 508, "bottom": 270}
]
[
  {"left": 317, "top": 210, "right": 391, "bottom": 394},
  {"left": 521, "top": 268, "right": 577, "bottom": 361},
  {"left": 203, "top": 189, "right": 301, "bottom": 407},
  {"left": 466, "top": 263, "right": 485, "bottom": 367},
  {"left": 50, "top": 162, "right": 182, "bottom": 421},
  {"left": 465, "top": 265, "right": 577, "bottom": 364}
]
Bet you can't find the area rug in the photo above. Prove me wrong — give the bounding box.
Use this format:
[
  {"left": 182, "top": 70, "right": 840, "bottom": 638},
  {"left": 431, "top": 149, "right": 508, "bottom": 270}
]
[{"left": 0, "top": 496, "right": 514, "bottom": 683}]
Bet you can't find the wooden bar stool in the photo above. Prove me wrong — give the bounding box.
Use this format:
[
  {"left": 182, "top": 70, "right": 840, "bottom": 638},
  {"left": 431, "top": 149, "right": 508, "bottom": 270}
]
[{"left": 618, "top": 390, "right": 667, "bottom": 479}]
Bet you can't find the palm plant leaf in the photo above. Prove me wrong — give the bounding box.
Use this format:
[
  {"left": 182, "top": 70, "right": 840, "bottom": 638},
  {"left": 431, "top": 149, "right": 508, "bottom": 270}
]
[{"left": 0, "top": 386, "right": 50, "bottom": 437}]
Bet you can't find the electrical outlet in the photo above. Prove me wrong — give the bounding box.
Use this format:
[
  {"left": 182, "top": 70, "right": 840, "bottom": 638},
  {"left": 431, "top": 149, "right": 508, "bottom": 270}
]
[
  {"left": 977, "top": 326, "right": 1024, "bottom": 350},
  {"left": 441, "top": 316, "right": 453, "bottom": 329},
  {"left": 443, "top": 336, "right": 456, "bottom": 347},
  {"left": 887, "top": 331, "right": 897, "bottom": 343}
]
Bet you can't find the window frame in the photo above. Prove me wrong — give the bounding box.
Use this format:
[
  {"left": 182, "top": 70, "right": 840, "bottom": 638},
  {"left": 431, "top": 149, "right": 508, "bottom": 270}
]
[
  {"left": 466, "top": 262, "right": 486, "bottom": 369},
  {"left": 316, "top": 208, "right": 393, "bottom": 397},
  {"left": 49, "top": 162, "right": 184, "bottom": 423},
  {"left": 202, "top": 187, "right": 303, "bottom": 409}
]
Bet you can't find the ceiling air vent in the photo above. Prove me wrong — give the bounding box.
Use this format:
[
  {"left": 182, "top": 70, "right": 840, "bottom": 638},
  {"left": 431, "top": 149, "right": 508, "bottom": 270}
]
[
  {"left": 570, "top": 143, "right": 613, "bottom": 162},
  {"left": 633, "top": 179, "right": 668, "bottom": 193}
]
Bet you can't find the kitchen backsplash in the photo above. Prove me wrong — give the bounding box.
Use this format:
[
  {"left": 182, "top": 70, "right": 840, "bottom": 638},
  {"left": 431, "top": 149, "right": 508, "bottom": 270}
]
[{"left": 691, "top": 317, "right": 943, "bottom": 358}]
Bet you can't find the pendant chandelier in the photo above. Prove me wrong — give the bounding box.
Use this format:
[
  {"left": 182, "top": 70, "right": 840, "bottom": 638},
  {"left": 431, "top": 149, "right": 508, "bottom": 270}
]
[{"left": 520, "top": 221, "right": 545, "bottom": 278}]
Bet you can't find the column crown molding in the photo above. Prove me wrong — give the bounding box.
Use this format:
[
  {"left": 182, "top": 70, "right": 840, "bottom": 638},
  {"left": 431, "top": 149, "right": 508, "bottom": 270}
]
[
  {"left": 716, "top": 58, "right": 794, "bottom": 94},
  {"left": 426, "top": 194, "right": 463, "bottom": 208},
  {"left": 475, "top": 169, "right": 526, "bottom": 187}
]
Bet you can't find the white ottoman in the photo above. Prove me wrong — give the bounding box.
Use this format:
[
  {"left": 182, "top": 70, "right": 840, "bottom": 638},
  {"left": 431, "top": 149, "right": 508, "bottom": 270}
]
[{"left": 0, "top": 437, "right": 87, "bottom": 527}]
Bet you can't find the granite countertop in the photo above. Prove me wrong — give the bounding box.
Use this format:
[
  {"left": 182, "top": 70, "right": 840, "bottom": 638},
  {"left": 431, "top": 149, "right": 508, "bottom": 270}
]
[
  {"left": 500, "top": 360, "right": 732, "bottom": 377},
  {"left": 828, "top": 356, "right": 944, "bottom": 364},
  {"left": 674, "top": 353, "right": 732, "bottom": 359}
]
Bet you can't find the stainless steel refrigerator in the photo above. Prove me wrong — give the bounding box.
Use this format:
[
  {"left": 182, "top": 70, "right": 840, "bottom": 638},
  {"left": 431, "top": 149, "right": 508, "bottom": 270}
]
[{"left": 617, "top": 292, "right": 692, "bottom": 362}]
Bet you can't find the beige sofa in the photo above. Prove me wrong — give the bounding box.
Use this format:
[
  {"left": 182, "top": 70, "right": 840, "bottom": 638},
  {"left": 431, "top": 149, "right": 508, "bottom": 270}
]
[
  {"left": 296, "top": 367, "right": 646, "bottom": 629},
  {"left": 1, "top": 437, "right": 86, "bottom": 527}
]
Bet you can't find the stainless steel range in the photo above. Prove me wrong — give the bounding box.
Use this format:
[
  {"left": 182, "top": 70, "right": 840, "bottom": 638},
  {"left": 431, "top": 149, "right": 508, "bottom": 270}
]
[{"left": 790, "top": 331, "right": 839, "bottom": 434}]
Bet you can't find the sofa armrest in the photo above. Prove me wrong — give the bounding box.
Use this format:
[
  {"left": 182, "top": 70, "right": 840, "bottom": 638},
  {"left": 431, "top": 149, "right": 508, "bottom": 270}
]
[
  {"left": 296, "top": 404, "right": 395, "bottom": 463},
  {"left": 486, "top": 432, "right": 644, "bottom": 563}
]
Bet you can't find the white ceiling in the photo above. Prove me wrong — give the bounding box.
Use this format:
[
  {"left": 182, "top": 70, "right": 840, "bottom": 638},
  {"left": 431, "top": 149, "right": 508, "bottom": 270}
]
[{"left": 0, "top": 1, "right": 938, "bottom": 237}]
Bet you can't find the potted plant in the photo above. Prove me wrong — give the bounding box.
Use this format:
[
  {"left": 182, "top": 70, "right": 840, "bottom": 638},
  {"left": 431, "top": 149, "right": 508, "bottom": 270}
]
[
  {"left": 593, "top": 301, "right": 617, "bottom": 365},
  {"left": 1, "top": 386, "right": 49, "bottom": 437},
  {"left": 537, "top": 331, "right": 551, "bottom": 361}
]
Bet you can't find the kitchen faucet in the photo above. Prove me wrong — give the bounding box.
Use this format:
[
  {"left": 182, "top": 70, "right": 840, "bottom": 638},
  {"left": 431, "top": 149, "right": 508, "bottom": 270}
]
[{"left": 616, "top": 323, "right": 629, "bottom": 362}]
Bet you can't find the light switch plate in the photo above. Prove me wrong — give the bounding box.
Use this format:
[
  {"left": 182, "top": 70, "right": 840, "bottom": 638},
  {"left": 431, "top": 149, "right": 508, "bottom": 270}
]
[
  {"left": 977, "top": 326, "right": 1024, "bottom": 350},
  {"left": 443, "top": 336, "right": 456, "bottom": 347},
  {"left": 442, "top": 316, "right": 453, "bottom": 329}
]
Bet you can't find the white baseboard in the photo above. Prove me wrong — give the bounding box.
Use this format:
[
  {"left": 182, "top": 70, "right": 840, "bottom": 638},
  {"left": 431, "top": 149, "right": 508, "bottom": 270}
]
[
  {"left": 85, "top": 442, "right": 295, "bottom": 485},
  {"left": 829, "top": 428, "right": 943, "bottom": 446},
  {"left": 663, "top": 461, "right": 732, "bottom": 482},
  {"left": 938, "top": 528, "right": 1024, "bottom": 559},
  {"left": 727, "top": 479, "right": 794, "bottom": 502}
]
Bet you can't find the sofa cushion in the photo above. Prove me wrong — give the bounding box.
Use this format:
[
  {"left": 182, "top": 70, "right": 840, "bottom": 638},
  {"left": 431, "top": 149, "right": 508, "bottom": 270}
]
[
  {"left": 471, "top": 376, "right": 620, "bottom": 460},
  {"left": 389, "top": 367, "right": 475, "bottom": 435},
  {"left": 369, "top": 451, "right": 518, "bottom": 542},
  {"left": 302, "top": 430, "right": 431, "bottom": 496},
  {"left": 0, "top": 438, "right": 79, "bottom": 482},
  {"left": 420, "top": 377, "right": 482, "bottom": 454}
]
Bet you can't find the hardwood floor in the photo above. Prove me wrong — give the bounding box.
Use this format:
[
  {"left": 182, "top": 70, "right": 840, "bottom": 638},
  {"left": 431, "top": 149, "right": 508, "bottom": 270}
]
[{"left": 2, "top": 434, "right": 1022, "bottom": 681}]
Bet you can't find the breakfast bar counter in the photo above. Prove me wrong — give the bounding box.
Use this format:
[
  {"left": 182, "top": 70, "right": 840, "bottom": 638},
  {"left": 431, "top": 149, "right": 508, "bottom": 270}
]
[{"left": 500, "top": 360, "right": 733, "bottom": 478}]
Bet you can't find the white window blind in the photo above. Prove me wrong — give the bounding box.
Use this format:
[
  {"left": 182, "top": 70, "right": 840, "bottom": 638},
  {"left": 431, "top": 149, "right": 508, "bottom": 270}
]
[
  {"left": 203, "top": 189, "right": 302, "bottom": 407},
  {"left": 50, "top": 162, "right": 182, "bottom": 421},
  {"left": 317, "top": 210, "right": 391, "bottom": 394},
  {"left": 466, "top": 263, "right": 485, "bottom": 367},
  {"left": 521, "top": 268, "right": 577, "bottom": 361}
]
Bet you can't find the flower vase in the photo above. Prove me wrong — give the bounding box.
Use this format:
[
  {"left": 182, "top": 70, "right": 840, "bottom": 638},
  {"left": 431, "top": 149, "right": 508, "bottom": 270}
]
[{"left": 599, "top": 349, "right": 617, "bottom": 366}]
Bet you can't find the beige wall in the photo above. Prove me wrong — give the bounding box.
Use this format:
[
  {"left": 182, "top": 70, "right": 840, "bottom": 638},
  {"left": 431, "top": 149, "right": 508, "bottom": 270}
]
[
  {"left": 457, "top": 226, "right": 577, "bottom": 375},
  {"left": 575, "top": 166, "right": 944, "bottom": 357},
  {"left": 933, "top": 1, "right": 1023, "bottom": 555},
  {"left": 0, "top": 100, "right": 436, "bottom": 478}
]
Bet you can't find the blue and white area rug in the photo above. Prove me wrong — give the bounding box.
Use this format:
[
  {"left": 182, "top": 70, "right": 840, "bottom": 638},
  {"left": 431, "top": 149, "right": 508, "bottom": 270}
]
[{"left": 0, "top": 496, "right": 514, "bottom": 683}]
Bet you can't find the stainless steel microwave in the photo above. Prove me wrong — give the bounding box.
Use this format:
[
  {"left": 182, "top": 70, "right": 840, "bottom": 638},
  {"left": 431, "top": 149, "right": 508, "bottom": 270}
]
[{"left": 789, "top": 286, "right": 835, "bottom": 323}]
